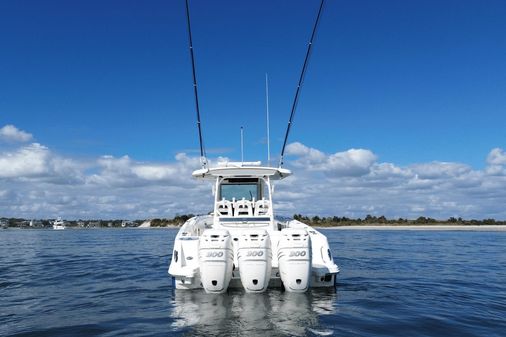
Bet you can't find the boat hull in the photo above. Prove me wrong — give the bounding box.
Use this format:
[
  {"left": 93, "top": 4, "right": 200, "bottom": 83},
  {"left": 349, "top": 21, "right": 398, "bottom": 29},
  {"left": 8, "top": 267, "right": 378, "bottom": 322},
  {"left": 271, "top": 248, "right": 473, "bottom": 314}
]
[{"left": 169, "top": 216, "right": 339, "bottom": 292}]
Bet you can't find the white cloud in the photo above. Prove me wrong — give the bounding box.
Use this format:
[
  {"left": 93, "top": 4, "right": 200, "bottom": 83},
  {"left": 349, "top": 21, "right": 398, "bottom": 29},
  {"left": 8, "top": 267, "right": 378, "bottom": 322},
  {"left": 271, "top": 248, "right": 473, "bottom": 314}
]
[
  {"left": 485, "top": 148, "right": 506, "bottom": 176},
  {"left": 410, "top": 162, "right": 472, "bottom": 179},
  {"left": 87, "top": 153, "right": 200, "bottom": 187},
  {"left": 487, "top": 148, "right": 506, "bottom": 166},
  {"left": 0, "top": 143, "right": 54, "bottom": 178},
  {"left": 286, "top": 142, "right": 326, "bottom": 162},
  {"left": 275, "top": 143, "right": 506, "bottom": 220},
  {"left": 324, "top": 149, "right": 377, "bottom": 177},
  {"left": 286, "top": 142, "right": 377, "bottom": 177},
  {"left": 2, "top": 133, "right": 506, "bottom": 220},
  {"left": 0, "top": 143, "right": 83, "bottom": 183},
  {"left": 0, "top": 124, "right": 33, "bottom": 142},
  {"left": 132, "top": 165, "right": 178, "bottom": 181}
]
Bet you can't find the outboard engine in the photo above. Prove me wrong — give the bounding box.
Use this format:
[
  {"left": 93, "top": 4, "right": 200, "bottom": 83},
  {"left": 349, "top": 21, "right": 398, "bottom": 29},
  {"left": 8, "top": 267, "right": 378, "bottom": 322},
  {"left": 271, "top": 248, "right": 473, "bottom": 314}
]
[
  {"left": 277, "top": 228, "right": 311, "bottom": 292},
  {"left": 199, "top": 229, "right": 233, "bottom": 294},
  {"left": 237, "top": 229, "right": 272, "bottom": 293}
]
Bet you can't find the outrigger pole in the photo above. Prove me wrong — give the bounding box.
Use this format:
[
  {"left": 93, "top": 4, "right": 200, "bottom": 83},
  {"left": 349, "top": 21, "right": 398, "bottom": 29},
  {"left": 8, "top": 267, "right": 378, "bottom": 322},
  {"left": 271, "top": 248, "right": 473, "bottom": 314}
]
[
  {"left": 278, "top": 0, "right": 326, "bottom": 168},
  {"left": 185, "top": 0, "right": 207, "bottom": 168}
]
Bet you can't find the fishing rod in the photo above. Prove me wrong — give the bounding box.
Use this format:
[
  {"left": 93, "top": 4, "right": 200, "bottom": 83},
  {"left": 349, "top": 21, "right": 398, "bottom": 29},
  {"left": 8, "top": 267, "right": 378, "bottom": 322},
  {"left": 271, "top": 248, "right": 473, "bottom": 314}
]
[
  {"left": 185, "top": 0, "right": 207, "bottom": 168},
  {"left": 265, "top": 73, "right": 271, "bottom": 166},
  {"left": 278, "top": 0, "right": 326, "bottom": 168}
]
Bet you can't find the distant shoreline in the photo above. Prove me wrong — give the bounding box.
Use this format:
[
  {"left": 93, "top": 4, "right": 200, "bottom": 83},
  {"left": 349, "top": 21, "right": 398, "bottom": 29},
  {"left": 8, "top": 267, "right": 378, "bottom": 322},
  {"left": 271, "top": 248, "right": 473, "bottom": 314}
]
[
  {"left": 3, "top": 216, "right": 506, "bottom": 231},
  {"left": 2, "top": 224, "right": 506, "bottom": 231},
  {"left": 317, "top": 224, "right": 506, "bottom": 231}
]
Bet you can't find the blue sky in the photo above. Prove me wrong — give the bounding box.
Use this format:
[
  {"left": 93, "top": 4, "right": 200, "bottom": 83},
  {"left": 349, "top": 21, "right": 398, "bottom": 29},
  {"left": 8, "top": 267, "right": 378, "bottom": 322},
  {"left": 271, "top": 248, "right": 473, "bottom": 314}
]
[{"left": 1, "top": 0, "right": 506, "bottom": 219}]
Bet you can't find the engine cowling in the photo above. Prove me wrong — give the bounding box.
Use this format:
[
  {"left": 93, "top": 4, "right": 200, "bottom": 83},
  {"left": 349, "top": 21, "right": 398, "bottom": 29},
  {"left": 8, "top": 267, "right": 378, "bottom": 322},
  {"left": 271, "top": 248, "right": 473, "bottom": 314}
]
[
  {"left": 199, "top": 229, "right": 234, "bottom": 293},
  {"left": 277, "top": 228, "right": 311, "bottom": 292},
  {"left": 237, "top": 229, "right": 272, "bottom": 293}
]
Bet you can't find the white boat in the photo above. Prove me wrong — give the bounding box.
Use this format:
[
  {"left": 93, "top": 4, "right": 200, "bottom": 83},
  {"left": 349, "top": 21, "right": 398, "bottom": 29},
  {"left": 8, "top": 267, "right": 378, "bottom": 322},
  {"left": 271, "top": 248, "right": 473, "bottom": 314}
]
[
  {"left": 169, "top": 0, "right": 338, "bottom": 293},
  {"left": 52, "top": 217, "right": 65, "bottom": 230},
  {"left": 168, "top": 162, "right": 339, "bottom": 293}
]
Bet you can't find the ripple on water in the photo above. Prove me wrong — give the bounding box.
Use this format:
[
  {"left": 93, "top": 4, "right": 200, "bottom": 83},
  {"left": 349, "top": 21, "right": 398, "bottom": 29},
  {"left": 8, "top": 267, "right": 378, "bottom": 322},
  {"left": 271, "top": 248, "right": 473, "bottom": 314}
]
[{"left": 1, "top": 229, "right": 505, "bottom": 337}]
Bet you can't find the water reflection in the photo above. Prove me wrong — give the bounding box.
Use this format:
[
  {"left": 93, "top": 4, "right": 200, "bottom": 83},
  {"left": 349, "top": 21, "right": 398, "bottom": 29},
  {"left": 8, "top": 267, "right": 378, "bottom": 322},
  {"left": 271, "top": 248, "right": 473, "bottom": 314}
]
[{"left": 169, "top": 288, "right": 338, "bottom": 336}]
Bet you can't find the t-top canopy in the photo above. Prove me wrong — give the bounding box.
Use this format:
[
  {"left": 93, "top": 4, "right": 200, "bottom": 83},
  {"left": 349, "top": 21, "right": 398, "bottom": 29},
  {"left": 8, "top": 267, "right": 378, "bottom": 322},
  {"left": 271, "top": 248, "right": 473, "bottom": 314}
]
[{"left": 192, "top": 163, "right": 292, "bottom": 181}]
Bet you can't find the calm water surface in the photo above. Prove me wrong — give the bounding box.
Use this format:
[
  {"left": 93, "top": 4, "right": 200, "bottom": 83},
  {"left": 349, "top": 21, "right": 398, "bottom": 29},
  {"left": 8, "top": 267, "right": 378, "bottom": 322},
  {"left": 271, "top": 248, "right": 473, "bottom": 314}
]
[{"left": 1, "top": 228, "right": 505, "bottom": 336}]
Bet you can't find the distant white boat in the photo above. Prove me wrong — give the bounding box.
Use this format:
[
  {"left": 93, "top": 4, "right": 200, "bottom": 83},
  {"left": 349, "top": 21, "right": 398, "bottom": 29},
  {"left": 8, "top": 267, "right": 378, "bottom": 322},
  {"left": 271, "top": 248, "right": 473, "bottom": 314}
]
[{"left": 53, "top": 217, "right": 65, "bottom": 230}]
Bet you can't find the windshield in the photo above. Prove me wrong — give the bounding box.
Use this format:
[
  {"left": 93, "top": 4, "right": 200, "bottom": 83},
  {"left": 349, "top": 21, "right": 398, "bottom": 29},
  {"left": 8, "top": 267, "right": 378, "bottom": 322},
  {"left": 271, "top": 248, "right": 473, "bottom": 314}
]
[{"left": 220, "top": 183, "right": 259, "bottom": 201}]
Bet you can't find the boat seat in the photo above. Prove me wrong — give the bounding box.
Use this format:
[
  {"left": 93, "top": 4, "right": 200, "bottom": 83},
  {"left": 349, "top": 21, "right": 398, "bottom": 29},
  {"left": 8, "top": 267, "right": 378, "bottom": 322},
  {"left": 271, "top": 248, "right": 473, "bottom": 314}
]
[
  {"left": 234, "top": 198, "right": 253, "bottom": 216},
  {"left": 254, "top": 198, "right": 270, "bottom": 216},
  {"left": 217, "top": 198, "right": 233, "bottom": 216}
]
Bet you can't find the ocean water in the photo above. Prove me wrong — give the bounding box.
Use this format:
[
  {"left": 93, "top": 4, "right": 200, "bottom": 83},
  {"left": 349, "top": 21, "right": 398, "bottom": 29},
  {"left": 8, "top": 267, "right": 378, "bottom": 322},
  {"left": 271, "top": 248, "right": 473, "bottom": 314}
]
[{"left": 1, "top": 228, "right": 505, "bottom": 337}]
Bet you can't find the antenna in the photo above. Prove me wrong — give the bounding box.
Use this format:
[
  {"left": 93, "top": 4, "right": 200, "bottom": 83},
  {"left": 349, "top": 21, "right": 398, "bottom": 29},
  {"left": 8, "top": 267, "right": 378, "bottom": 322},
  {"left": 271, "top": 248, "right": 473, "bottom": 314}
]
[
  {"left": 240, "top": 126, "right": 244, "bottom": 164},
  {"left": 265, "top": 73, "right": 271, "bottom": 166},
  {"left": 185, "top": 0, "right": 207, "bottom": 168},
  {"left": 278, "top": 0, "right": 325, "bottom": 168}
]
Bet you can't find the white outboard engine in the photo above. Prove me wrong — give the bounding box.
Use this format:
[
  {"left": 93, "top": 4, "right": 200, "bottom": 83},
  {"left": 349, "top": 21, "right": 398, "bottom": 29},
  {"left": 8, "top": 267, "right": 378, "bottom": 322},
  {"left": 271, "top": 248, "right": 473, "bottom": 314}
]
[
  {"left": 277, "top": 228, "right": 311, "bottom": 292},
  {"left": 237, "top": 229, "right": 272, "bottom": 293},
  {"left": 199, "top": 229, "right": 233, "bottom": 294}
]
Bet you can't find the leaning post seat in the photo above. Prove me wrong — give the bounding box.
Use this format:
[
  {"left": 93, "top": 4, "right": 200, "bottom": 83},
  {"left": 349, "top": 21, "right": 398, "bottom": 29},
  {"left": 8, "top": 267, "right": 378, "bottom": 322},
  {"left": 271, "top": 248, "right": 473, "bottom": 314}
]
[
  {"left": 216, "top": 198, "right": 233, "bottom": 216},
  {"left": 234, "top": 198, "right": 253, "bottom": 216},
  {"left": 254, "top": 198, "right": 270, "bottom": 216}
]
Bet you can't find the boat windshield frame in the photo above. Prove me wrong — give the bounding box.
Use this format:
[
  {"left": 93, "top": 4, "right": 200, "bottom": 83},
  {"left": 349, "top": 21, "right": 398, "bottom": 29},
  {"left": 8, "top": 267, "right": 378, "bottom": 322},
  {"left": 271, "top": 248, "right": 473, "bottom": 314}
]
[{"left": 219, "top": 178, "right": 261, "bottom": 201}]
